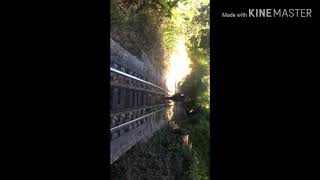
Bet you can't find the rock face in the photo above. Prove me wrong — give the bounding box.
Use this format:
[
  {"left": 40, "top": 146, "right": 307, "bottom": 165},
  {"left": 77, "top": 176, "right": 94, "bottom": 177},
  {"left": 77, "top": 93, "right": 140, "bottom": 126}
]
[
  {"left": 110, "top": 38, "right": 166, "bottom": 88},
  {"left": 110, "top": 38, "right": 144, "bottom": 77}
]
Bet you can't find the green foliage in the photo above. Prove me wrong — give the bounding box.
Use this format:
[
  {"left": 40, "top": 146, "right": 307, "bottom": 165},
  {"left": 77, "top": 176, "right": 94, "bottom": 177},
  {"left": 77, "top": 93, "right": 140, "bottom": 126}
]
[
  {"left": 159, "top": 0, "right": 186, "bottom": 17},
  {"left": 179, "top": 111, "right": 210, "bottom": 180},
  {"left": 110, "top": 124, "right": 193, "bottom": 179},
  {"left": 162, "top": 18, "right": 182, "bottom": 51},
  {"left": 174, "top": 0, "right": 210, "bottom": 109},
  {"left": 162, "top": 2, "right": 210, "bottom": 176},
  {"left": 110, "top": 0, "right": 166, "bottom": 64},
  {"left": 180, "top": 47, "right": 210, "bottom": 110},
  {"left": 173, "top": 2, "right": 210, "bottom": 178},
  {"left": 162, "top": 0, "right": 210, "bottom": 55}
]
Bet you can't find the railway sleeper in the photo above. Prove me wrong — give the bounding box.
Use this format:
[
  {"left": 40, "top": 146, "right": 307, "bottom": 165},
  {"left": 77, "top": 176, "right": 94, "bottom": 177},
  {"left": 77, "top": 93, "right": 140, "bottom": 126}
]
[
  {"left": 111, "top": 131, "right": 118, "bottom": 140},
  {"left": 129, "top": 124, "right": 134, "bottom": 130},
  {"left": 136, "top": 121, "right": 141, "bottom": 127},
  {"left": 119, "top": 129, "right": 125, "bottom": 136},
  {"left": 124, "top": 126, "right": 130, "bottom": 133}
]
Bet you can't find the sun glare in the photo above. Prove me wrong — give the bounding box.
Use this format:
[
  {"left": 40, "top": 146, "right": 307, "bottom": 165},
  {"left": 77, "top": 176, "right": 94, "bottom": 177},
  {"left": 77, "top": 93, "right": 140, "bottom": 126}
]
[{"left": 165, "top": 38, "right": 191, "bottom": 95}]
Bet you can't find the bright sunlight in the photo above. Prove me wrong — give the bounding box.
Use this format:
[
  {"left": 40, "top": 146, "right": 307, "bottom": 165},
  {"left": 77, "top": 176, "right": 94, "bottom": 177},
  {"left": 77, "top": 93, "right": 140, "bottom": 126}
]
[{"left": 165, "top": 38, "right": 191, "bottom": 95}]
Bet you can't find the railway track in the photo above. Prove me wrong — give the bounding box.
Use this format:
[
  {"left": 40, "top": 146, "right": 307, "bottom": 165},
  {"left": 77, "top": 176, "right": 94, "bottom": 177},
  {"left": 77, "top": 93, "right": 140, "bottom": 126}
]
[
  {"left": 110, "top": 66, "right": 172, "bottom": 141},
  {"left": 109, "top": 39, "right": 173, "bottom": 163}
]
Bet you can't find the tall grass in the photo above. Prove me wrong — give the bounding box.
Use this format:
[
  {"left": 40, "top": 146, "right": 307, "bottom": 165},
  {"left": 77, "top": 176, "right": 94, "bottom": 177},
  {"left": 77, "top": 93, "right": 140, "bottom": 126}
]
[{"left": 179, "top": 111, "right": 210, "bottom": 180}]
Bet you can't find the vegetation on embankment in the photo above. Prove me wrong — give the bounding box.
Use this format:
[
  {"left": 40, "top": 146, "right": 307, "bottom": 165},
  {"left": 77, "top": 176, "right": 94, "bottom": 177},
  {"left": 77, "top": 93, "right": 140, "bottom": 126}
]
[
  {"left": 178, "top": 111, "right": 210, "bottom": 180},
  {"left": 167, "top": 0, "right": 210, "bottom": 179},
  {"left": 110, "top": 0, "right": 174, "bottom": 69},
  {"left": 110, "top": 112, "right": 210, "bottom": 180},
  {"left": 110, "top": 122, "right": 194, "bottom": 180}
]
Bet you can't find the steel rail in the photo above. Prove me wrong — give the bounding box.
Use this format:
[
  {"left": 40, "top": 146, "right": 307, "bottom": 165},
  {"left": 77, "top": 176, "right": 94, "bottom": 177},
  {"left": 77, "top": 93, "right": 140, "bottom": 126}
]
[
  {"left": 110, "top": 82, "right": 167, "bottom": 95},
  {"left": 110, "top": 107, "right": 167, "bottom": 132},
  {"left": 110, "top": 103, "right": 167, "bottom": 116},
  {"left": 110, "top": 67, "right": 171, "bottom": 93}
]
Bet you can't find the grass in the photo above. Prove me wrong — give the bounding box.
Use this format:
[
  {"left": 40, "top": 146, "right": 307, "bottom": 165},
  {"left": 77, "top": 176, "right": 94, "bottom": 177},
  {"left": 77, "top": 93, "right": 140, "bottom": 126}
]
[
  {"left": 178, "top": 110, "right": 210, "bottom": 180},
  {"left": 110, "top": 123, "right": 194, "bottom": 180},
  {"left": 110, "top": 111, "right": 210, "bottom": 180}
]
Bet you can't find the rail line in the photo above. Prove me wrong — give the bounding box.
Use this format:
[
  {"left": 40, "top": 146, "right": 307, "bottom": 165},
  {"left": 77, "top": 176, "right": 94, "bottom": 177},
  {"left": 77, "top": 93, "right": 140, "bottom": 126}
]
[
  {"left": 110, "top": 107, "right": 167, "bottom": 131},
  {"left": 110, "top": 39, "right": 174, "bottom": 164},
  {"left": 110, "top": 66, "right": 172, "bottom": 141},
  {"left": 110, "top": 103, "right": 167, "bottom": 116},
  {"left": 110, "top": 67, "right": 169, "bottom": 92}
]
